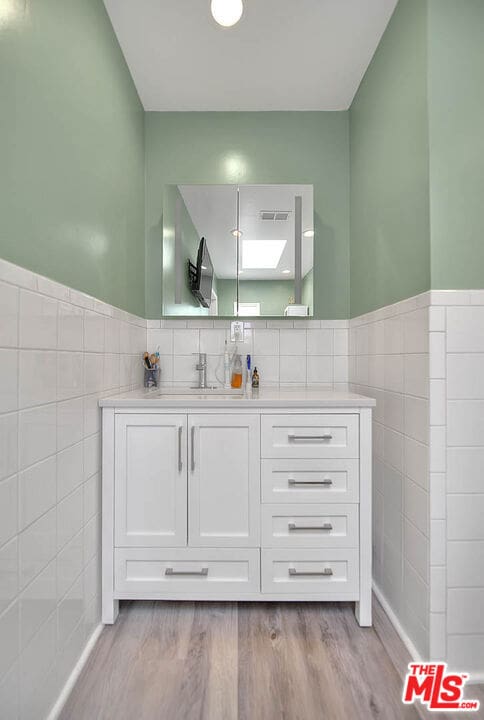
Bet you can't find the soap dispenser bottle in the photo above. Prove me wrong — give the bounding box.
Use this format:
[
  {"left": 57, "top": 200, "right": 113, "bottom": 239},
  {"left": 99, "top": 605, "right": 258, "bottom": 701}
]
[{"left": 231, "top": 354, "right": 243, "bottom": 389}]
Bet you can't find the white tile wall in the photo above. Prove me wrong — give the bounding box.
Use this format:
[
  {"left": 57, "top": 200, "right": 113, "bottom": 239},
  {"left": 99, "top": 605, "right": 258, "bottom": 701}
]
[
  {"left": 351, "top": 289, "right": 484, "bottom": 679},
  {"left": 147, "top": 318, "right": 349, "bottom": 390},
  {"left": 0, "top": 259, "right": 145, "bottom": 719},
  {"left": 442, "top": 296, "right": 484, "bottom": 678},
  {"left": 349, "top": 294, "right": 431, "bottom": 658}
]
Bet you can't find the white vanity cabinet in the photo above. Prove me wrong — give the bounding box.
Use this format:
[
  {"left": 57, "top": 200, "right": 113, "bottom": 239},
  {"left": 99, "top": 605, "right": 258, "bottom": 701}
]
[
  {"left": 114, "top": 414, "right": 187, "bottom": 547},
  {"left": 188, "top": 414, "right": 260, "bottom": 547},
  {"left": 101, "top": 392, "right": 374, "bottom": 627}
]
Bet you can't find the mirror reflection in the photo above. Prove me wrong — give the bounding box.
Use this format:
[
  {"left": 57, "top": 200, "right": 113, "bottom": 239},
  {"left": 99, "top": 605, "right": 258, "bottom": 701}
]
[{"left": 162, "top": 184, "right": 314, "bottom": 317}]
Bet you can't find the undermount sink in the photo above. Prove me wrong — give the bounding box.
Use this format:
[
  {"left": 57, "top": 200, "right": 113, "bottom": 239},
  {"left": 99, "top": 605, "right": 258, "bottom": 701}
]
[{"left": 153, "top": 386, "right": 245, "bottom": 398}]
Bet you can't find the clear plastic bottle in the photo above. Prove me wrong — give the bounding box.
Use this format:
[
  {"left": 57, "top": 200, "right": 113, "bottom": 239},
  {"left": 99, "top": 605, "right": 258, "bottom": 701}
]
[{"left": 231, "top": 354, "right": 243, "bottom": 388}]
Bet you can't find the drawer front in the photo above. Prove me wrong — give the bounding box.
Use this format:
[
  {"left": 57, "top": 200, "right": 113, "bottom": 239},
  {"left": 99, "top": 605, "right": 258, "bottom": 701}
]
[
  {"left": 115, "top": 548, "right": 260, "bottom": 594},
  {"left": 261, "top": 549, "right": 359, "bottom": 596},
  {"left": 261, "top": 459, "right": 359, "bottom": 503},
  {"left": 261, "top": 415, "right": 359, "bottom": 459},
  {"left": 261, "top": 504, "right": 358, "bottom": 549}
]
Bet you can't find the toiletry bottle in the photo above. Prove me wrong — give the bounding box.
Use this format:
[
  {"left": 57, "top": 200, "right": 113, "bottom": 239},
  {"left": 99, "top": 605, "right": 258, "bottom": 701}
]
[
  {"left": 223, "top": 340, "right": 231, "bottom": 389},
  {"left": 252, "top": 366, "right": 260, "bottom": 391},
  {"left": 231, "top": 354, "right": 243, "bottom": 389}
]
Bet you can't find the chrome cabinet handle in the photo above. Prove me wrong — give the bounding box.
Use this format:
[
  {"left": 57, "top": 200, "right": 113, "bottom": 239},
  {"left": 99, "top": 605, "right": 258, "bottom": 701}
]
[
  {"left": 165, "top": 567, "right": 208, "bottom": 577},
  {"left": 288, "top": 478, "right": 333, "bottom": 486},
  {"left": 288, "top": 522, "right": 333, "bottom": 531},
  {"left": 289, "top": 567, "right": 333, "bottom": 577},
  {"left": 178, "top": 426, "right": 183, "bottom": 472},
  {"left": 191, "top": 426, "right": 195, "bottom": 471},
  {"left": 287, "top": 433, "right": 333, "bottom": 441}
]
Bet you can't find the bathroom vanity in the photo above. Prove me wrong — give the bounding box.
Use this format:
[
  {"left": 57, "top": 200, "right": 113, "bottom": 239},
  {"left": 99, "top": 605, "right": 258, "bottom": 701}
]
[{"left": 100, "top": 390, "right": 375, "bottom": 626}]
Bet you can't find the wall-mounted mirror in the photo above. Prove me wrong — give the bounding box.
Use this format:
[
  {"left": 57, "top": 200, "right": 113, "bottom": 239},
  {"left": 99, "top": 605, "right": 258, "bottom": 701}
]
[{"left": 162, "top": 184, "right": 314, "bottom": 317}]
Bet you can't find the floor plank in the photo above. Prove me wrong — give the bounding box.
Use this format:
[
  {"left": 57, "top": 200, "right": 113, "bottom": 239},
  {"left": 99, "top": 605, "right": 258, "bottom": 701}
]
[{"left": 60, "top": 600, "right": 428, "bottom": 720}]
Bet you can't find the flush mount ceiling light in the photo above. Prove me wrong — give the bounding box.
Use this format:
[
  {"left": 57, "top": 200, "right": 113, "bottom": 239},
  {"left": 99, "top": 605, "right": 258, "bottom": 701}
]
[
  {"left": 211, "top": 0, "right": 243, "bottom": 27},
  {"left": 303, "top": 229, "right": 314, "bottom": 238},
  {"left": 231, "top": 228, "right": 243, "bottom": 237},
  {"left": 243, "top": 240, "right": 286, "bottom": 270},
  {"left": 282, "top": 269, "right": 291, "bottom": 274}
]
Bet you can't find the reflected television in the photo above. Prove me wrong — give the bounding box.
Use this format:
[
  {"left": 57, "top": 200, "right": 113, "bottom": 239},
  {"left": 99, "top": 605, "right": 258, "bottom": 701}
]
[{"left": 188, "top": 237, "right": 213, "bottom": 309}]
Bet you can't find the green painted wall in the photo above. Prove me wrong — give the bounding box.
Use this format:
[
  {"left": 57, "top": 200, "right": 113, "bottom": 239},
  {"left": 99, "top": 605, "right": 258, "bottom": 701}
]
[
  {"left": 0, "top": 0, "right": 145, "bottom": 315},
  {"left": 428, "top": 0, "right": 484, "bottom": 290},
  {"left": 349, "top": 0, "right": 431, "bottom": 317},
  {"left": 145, "top": 112, "right": 349, "bottom": 319},
  {"left": 217, "top": 279, "right": 295, "bottom": 316}
]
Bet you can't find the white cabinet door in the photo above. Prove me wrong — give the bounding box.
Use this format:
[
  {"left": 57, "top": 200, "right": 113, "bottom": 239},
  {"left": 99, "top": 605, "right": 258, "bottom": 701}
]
[
  {"left": 188, "top": 414, "right": 260, "bottom": 547},
  {"left": 115, "top": 414, "right": 187, "bottom": 547}
]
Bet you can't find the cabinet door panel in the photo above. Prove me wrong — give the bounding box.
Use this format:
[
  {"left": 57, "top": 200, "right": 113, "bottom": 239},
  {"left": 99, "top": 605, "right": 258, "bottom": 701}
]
[
  {"left": 189, "top": 414, "right": 260, "bottom": 547},
  {"left": 115, "top": 414, "right": 187, "bottom": 547}
]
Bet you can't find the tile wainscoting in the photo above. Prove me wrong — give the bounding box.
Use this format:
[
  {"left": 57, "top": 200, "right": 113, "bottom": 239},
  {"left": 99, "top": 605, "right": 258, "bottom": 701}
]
[
  {"left": 349, "top": 295, "right": 431, "bottom": 658},
  {"left": 350, "top": 290, "right": 484, "bottom": 680},
  {"left": 147, "top": 318, "right": 349, "bottom": 390},
  {"left": 0, "top": 259, "right": 145, "bottom": 719},
  {"left": 430, "top": 292, "right": 484, "bottom": 679}
]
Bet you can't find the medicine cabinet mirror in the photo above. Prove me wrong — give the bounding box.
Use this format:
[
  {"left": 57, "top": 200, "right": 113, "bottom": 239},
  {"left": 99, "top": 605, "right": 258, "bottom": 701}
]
[{"left": 162, "top": 184, "right": 314, "bottom": 317}]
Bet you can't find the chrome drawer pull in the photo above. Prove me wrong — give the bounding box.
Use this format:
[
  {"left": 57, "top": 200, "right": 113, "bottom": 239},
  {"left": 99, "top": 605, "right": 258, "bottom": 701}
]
[
  {"left": 288, "top": 433, "right": 333, "bottom": 441},
  {"left": 289, "top": 567, "right": 333, "bottom": 577},
  {"left": 191, "top": 426, "right": 195, "bottom": 471},
  {"left": 288, "top": 478, "right": 333, "bottom": 486},
  {"left": 178, "top": 426, "right": 183, "bottom": 472},
  {"left": 288, "top": 522, "right": 333, "bottom": 532},
  {"left": 165, "top": 567, "right": 209, "bottom": 577}
]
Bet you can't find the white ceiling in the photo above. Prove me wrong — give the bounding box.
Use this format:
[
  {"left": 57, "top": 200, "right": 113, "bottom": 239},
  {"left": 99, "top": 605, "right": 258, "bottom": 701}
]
[
  {"left": 178, "top": 184, "right": 313, "bottom": 279},
  {"left": 103, "top": 0, "right": 398, "bottom": 111}
]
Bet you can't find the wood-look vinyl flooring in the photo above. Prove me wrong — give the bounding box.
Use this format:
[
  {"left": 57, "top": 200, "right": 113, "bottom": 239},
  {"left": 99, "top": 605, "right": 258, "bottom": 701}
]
[{"left": 60, "top": 599, "right": 483, "bottom": 720}]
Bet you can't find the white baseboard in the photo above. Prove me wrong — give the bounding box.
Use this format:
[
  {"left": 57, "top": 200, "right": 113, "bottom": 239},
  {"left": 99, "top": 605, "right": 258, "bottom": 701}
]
[
  {"left": 373, "top": 582, "right": 422, "bottom": 664},
  {"left": 47, "top": 623, "right": 103, "bottom": 720},
  {"left": 373, "top": 584, "right": 484, "bottom": 686}
]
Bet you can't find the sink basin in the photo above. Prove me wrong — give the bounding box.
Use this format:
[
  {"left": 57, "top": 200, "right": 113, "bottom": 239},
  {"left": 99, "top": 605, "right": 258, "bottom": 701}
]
[
  {"left": 156, "top": 393, "right": 246, "bottom": 400},
  {"left": 154, "top": 387, "right": 245, "bottom": 398}
]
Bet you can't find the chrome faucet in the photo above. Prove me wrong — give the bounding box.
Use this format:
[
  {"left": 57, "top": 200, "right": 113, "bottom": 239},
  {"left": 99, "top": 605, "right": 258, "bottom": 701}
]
[{"left": 195, "top": 352, "right": 207, "bottom": 389}]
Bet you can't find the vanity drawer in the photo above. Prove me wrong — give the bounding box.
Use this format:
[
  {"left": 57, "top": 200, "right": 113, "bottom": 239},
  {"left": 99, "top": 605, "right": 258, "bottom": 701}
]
[
  {"left": 114, "top": 548, "right": 260, "bottom": 595},
  {"left": 261, "top": 459, "right": 359, "bottom": 503},
  {"left": 261, "top": 549, "right": 359, "bottom": 596},
  {"left": 261, "top": 415, "right": 359, "bottom": 459},
  {"left": 261, "top": 504, "right": 358, "bottom": 549}
]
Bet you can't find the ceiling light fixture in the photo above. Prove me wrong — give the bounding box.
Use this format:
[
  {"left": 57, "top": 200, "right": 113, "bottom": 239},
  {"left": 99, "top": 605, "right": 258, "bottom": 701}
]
[
  {"left": 282, "top": 269, "right": 290, "bottom": 274},
  {"left": 303, "top": 229, "right": 314, "bottom": 238},
  {"left": 211, "top": 0, "right": 243, "bottom": 27},
  {"left": 231, "top": 229, "right": 243, "bottom": 237}
]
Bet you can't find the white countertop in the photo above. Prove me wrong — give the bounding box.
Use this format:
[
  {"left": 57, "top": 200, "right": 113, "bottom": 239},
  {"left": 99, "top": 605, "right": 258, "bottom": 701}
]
[{"left": 99, "top": 387, "right": 376, "bottom": 409}]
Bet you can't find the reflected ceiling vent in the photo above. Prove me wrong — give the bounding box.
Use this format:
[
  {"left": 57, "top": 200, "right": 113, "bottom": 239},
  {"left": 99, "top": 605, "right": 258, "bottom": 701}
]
[{"left": 260, "top": 210, "right": 291, "bottom": 221}]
